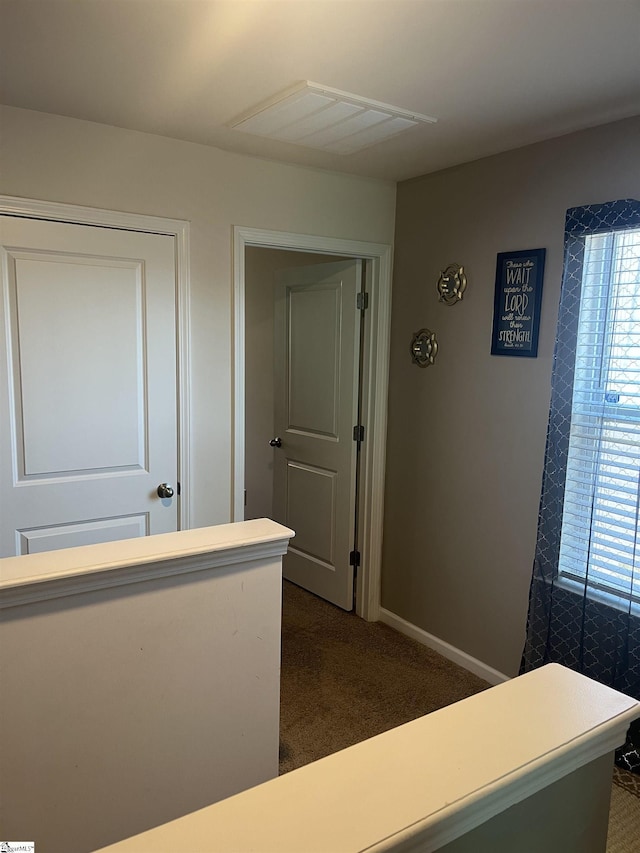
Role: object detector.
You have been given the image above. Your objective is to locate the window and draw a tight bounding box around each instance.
[522,200,640,690]
[558,226,640,603]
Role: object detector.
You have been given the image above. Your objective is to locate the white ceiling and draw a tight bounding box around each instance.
[1,0,639,182]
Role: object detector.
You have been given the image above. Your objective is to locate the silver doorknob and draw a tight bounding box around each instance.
[269,437,282,448]
[157,483,174,498]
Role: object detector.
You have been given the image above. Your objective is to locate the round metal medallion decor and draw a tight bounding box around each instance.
[410,328,438,367]
[437,264,467,305]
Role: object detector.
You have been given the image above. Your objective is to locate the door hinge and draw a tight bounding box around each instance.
[356,292,369,311]
[353,425,364,443]
[349,549,361,567]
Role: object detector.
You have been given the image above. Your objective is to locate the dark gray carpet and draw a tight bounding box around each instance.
[279,580,490,774]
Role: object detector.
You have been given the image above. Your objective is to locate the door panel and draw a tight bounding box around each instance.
[273,260,361,610]
[285,461,336,567]
[288,286,340,436]
[0,216,178,556]
[10,253,146,475]
[17,514,148,554]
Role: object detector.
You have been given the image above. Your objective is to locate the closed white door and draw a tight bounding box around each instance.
[0,216,179,556]
[273,260,362,610]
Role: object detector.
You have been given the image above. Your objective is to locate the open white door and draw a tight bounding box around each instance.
[0,216,179,556]
[272,260,362,610]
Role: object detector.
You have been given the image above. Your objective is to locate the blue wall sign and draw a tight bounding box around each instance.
[491,248,546,357]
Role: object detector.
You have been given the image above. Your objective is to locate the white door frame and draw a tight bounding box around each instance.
[233,226,392,620]
[0,194,192,530]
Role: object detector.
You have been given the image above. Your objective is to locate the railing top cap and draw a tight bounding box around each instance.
[0,518,294,604]
[96,663,639,853]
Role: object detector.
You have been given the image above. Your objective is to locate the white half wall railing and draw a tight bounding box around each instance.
[97,664,639,853]
[0,519,294,853]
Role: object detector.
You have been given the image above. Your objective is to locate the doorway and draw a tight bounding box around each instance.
[245,250,359,609]
[233,227,392,621]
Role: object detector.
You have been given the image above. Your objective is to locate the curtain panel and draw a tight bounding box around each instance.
[521,199,640,772]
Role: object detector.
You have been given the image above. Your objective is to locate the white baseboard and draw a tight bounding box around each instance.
[379,608,510,686]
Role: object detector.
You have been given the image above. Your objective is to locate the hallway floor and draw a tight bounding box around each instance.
[279,580,640,851]
[279,579,489,774]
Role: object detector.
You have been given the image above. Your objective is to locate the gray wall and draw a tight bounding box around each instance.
[382,115,640,677]
[0,106,396,529]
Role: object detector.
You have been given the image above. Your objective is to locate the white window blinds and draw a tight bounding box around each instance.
[558,227,640,602]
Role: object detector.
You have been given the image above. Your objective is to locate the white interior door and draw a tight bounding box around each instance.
[0,216,179,556]
[272,260,362,610]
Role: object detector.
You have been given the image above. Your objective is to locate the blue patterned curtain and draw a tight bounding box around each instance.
[521,199,640,773]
